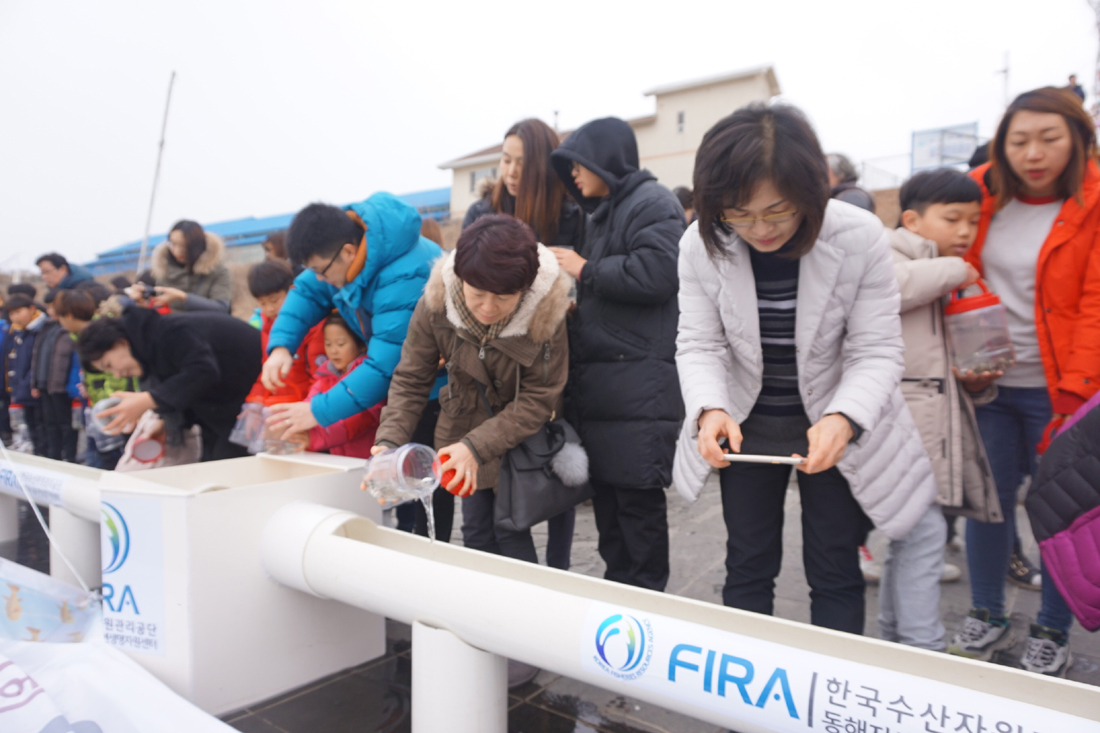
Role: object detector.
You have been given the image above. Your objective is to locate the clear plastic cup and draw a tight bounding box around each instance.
[362,443,441,505]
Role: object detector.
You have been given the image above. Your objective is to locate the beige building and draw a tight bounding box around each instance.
[439,66,781,222]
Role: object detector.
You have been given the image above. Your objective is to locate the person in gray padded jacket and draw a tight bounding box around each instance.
[673,103,935,636]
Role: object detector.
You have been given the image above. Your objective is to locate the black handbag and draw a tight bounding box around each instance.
[474,383,592,533]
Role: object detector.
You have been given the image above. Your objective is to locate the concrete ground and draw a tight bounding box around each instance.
[3,471,1097,732]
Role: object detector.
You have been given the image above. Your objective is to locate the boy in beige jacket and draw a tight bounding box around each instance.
[884,168,1002,651]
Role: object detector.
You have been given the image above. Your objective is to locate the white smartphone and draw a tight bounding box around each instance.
[721,454,805,466]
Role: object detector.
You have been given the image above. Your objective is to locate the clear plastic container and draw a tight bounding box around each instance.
[259,406,306,455]
[85,398,127,452]
[944,281,1016,374]
[362,443,441,505]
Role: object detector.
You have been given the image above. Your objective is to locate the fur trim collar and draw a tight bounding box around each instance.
[424,243,571,344]
[151,231,227,279]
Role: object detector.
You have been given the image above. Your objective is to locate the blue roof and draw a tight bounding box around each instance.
[86,187,451,275]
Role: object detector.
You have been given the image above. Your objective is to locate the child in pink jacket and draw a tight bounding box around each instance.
[306,313,384,458]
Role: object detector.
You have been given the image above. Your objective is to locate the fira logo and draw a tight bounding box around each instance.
[593,614,653,681]
[669,645,799,719]
[101,502,130,574]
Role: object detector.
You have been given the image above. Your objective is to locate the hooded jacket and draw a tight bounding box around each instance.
[245,312,325,405]
[151,231,233,312]
[59,263,94,290]
[890,227,1001,522]
[966,161,1100,413]
[306,354,384,458]
[674,203,937,540]
[119,307,262,441]
[3,311,47,404]
[267,192,445,427]
[375,244,571,490]
[1025,394,1100,630]
[549,117,686,490]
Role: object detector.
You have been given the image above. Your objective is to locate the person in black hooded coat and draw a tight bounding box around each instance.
[550,117,685,591]
[77,306,262,461]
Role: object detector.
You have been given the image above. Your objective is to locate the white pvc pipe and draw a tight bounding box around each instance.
[262,501,1100,732]
[411,621,506,733]
[0,494,18,544]
[0,454,101,521]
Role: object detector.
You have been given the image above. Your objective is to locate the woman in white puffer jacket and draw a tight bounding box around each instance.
[674,103,935,635]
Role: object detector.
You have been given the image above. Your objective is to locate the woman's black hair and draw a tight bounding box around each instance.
[694,103,830,260]
[247,260,296,299]
[169,220,208,271]
[899,169,982,215]
[323,311,366,350]
[453,214,539,294]
[77,317,129,372]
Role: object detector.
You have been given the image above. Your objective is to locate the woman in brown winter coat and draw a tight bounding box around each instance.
[374,214,572,563]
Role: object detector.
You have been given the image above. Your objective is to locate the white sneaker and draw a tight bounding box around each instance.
[1020,624,1072,677]
[941,563,961,583]
[947,608,1012,660]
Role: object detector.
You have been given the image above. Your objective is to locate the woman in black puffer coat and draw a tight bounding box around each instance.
[550,117,685,591]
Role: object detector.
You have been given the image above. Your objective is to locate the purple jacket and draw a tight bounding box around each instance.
[1025,394,1100,630]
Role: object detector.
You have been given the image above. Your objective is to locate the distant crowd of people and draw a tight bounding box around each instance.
[4,81,1099,684]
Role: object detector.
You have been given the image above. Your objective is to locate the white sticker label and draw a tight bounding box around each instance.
[0,465,64,506]
[581,600,1095,732]
[100,497,166,656]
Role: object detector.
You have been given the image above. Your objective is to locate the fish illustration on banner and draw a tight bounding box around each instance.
[0,559,98,643]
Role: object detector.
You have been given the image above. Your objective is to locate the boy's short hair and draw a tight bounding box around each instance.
[44,288,60,304]
[673,186,693,210]
[3,294,34,313]
[899,168,983,215]
[35,253,69,270]
[286,203,364,266]
[7,283,36,299]
[248,260,296,298]
[77,317,128,372]
[54,290,97,321]
[110,275,132,291]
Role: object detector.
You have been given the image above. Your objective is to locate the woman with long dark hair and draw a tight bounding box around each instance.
[948,88,1100,675]
[463,118,584,569]
[144,219,232,312]
[674,103,936,634]
[463,118,583,251]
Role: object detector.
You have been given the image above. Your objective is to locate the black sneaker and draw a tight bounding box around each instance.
[1020,624,1072,677]
[947,608,1011,660]
[1008,546,1042,590]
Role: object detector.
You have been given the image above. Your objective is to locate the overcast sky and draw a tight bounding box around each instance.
[1,0,1095,272]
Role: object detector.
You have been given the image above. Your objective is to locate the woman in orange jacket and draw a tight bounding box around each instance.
[948,88,1100,676]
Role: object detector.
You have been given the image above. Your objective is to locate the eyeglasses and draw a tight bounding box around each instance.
[719,210,799,229]
[311,245,347,278]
